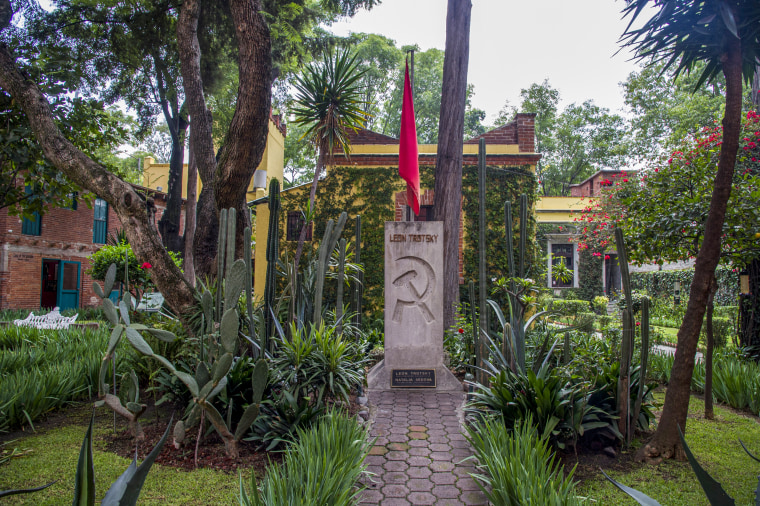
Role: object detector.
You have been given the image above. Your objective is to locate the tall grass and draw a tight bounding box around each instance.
[648,349,760,416]
[465,416,584,506]
[239,412,370,506]
[0,326,120,432]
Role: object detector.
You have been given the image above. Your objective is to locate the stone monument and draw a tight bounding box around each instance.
[367,221,461,391]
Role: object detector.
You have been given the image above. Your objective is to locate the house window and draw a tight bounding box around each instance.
[69,192,78,210]
[551,243,574,287]
[22,212,41,236]
[286,211,312,241]
[93,198,108,244]
[416,205,434,222]
[21,185,41,236]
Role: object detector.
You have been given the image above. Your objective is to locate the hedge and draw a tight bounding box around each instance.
[629,266,738,307]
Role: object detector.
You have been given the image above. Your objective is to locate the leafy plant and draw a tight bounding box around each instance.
[240,412,370,506]
[465,415,584,505]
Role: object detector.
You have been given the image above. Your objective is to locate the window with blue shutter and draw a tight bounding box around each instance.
[21,185,41,236]
[93,198,108,244]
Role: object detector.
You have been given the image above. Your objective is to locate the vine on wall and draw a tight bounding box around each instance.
[630,267,738,307]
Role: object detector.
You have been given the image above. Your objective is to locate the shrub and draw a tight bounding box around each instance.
[87,241,182,293]
[465,416,583,506]
[240,412,370,506]
[700,316,733,347]
[591,295,610,315]
[550,299,589,317]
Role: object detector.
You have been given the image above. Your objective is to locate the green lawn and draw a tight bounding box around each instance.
[576,393,760,505]
[0,409,241,505]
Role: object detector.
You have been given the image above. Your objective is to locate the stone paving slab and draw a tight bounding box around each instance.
[360,390,488,505]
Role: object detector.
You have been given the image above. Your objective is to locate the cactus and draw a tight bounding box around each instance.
[313,211,348,328]
[498,194,531,372]
[476,139,488,384]
[336,238,347,336]
[352,215,363,328]
[92,264,159,441]
[96,208,270,458]
[469,281,479,371]
[264,180,281,353]
[614,227,650,445]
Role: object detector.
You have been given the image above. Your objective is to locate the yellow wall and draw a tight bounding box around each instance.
[142,117,286,201]
[535,196,589,223]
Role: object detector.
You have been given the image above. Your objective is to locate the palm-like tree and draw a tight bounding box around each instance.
[619,0,760,461]
[290,49,369,268]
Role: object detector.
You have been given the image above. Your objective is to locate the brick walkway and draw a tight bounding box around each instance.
[359,390,488,505]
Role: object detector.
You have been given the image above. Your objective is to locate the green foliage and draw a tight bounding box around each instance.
[291,48,370,160]
[0,326,116,432]
[603,425,760,506]
[444,304,475,371]
[239,412,370,506]
[701,317,732,348]
[578,113,760,267]
[578,248,604,300]
[0,77,128,219]
[87,241,182,290]
[494,80,628,196]
[257,322,367,449]
[550,299,590,317]
[465,416,584,506]
[376,46,486,143]
[630,268,738,308]
[622,60,727,164]
[591,296,610,315]
[468,362,611,449]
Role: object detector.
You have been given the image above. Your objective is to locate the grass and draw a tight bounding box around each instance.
[0,410,240,504]
[575,392,760,505]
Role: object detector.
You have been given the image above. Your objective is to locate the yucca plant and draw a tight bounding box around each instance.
[290,48,369,269]
[465,415,584,505]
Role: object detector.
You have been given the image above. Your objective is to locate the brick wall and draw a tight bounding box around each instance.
[0,186,182,311]
[394,189,464,282]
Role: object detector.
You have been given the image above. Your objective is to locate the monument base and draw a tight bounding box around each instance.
[367,359,462,392]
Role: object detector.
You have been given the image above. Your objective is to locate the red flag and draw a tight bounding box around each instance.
[398,60,420,215]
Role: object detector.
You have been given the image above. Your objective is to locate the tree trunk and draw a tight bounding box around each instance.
[158,120,188,253]
[636,37,744,462]
[184,135,198,286]
[433,0,472,330]
[294,148,326,269]
[0,39,195,317]
[178,0,271,278]
[705,276,717,420]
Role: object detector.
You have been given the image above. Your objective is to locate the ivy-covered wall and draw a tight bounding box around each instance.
[461,165,539,293]
[630,266,738,307]
[278,165,538,317]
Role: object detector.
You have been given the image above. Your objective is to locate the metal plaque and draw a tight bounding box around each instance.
[391,369,437,388]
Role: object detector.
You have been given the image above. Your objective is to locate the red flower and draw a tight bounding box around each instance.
[458,328,464,334]
[604,254,610,260]
[636,322,641,327]
[622,178,628,182]
[140,262,152,269]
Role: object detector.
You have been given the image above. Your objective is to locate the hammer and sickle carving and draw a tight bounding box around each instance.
[391,256,436,323]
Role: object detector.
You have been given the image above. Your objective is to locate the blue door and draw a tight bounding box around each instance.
[57,261,80,310]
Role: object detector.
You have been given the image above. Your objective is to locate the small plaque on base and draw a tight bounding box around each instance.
[391,369,436,388]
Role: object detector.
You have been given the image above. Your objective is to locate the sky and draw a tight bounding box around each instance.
[328,0,645,123]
